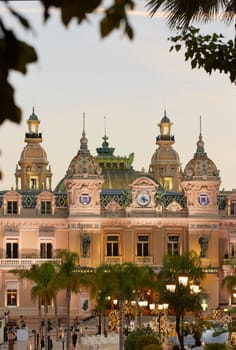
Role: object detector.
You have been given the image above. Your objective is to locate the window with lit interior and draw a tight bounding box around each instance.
[6,281,18,307]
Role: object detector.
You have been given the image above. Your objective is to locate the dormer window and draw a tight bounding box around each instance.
[36,192,55,216]
[2,191,21,216]
[41,201,51,215]
[7,201,17,215]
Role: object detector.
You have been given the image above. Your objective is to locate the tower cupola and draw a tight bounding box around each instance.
[15,108,52,191]
[156,110,175,146]
[149,110,182,191]
[181,117,221,216]
[64,113,104,215]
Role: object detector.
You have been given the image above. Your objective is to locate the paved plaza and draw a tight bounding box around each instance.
[3,338,119,350]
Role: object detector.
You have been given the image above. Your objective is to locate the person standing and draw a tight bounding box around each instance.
[7,329,15,350]
[40,336,45,350]
[48,335,53,350]
[72,332,78,349]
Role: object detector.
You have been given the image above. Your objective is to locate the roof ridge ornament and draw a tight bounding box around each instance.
[78,112,89,155]
[194,115,206,158]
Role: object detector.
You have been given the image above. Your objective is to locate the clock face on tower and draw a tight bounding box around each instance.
[198,193,210,207]
[79,193,91,206]
[136,190,150,207]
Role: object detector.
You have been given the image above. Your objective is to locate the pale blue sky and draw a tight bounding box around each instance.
[0,1,235,191]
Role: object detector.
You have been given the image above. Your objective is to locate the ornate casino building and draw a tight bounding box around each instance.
[0,109,234,323]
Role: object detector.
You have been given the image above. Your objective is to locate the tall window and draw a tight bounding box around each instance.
[230,242,236,257]
[41,201,51,215]
[7,201,17,214]
[7,290,17,306]
[167,235,179,256]
[230,201,236,215]
[137,235,149,257]
[6,241,18,258]
[30,176,38,190]
[6,281,18,307]
[107,235,119,256]
[40,242,52,258]
[163,177,173,191]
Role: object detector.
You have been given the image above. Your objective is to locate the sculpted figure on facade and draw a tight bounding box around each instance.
[81,233,91,258]
[199,235,209,258]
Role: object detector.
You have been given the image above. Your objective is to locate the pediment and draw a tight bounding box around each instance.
[106,200,122,212]
[3,191,21,201]
[129,176,158,190]
[166,200,183,212]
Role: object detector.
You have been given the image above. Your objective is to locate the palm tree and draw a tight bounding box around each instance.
[146,0,236,29]
[12,262,57,350]
[83,265,114,335]
[56,249,80,350]
[90,263,157,350]
[123,263,157,329]
[156,251,204,350]
[222,261,236,306]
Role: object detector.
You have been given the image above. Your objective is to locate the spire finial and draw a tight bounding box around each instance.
[79,112,89,154]
[83,112,85,133]
[194,115,206,158]
[104,116,106,137]
[32,106,35,114]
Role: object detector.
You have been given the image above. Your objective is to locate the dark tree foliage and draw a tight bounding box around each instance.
[169,26,236,84]
[0,0,135,126]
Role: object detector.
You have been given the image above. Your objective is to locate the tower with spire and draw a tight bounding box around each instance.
[149,110,182,191]
[181,116,221,216]
[15,108,52,191]
[64,113,104,215]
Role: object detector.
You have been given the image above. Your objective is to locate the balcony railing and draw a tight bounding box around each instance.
[0,258,60,269]
[156,135,175,142]
[135,256,153,265]
[104,256,122,264]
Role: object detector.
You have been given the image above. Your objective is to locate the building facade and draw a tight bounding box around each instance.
[0,109,234,324]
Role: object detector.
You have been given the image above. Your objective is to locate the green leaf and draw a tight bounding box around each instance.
[100,16,118,38]
[0,78,22,125]
[8,7,31,30]
[41,0,102,26]
[0,29,37,74]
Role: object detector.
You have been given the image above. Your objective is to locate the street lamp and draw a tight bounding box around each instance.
[137,300,148,329]
[165,272,200,350]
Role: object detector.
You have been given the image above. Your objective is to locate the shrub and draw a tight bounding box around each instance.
[143,344,162,350]
[124,331,160,350]
[136,335,160,350]
[125,329,145,350]
[205,343,228,350]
